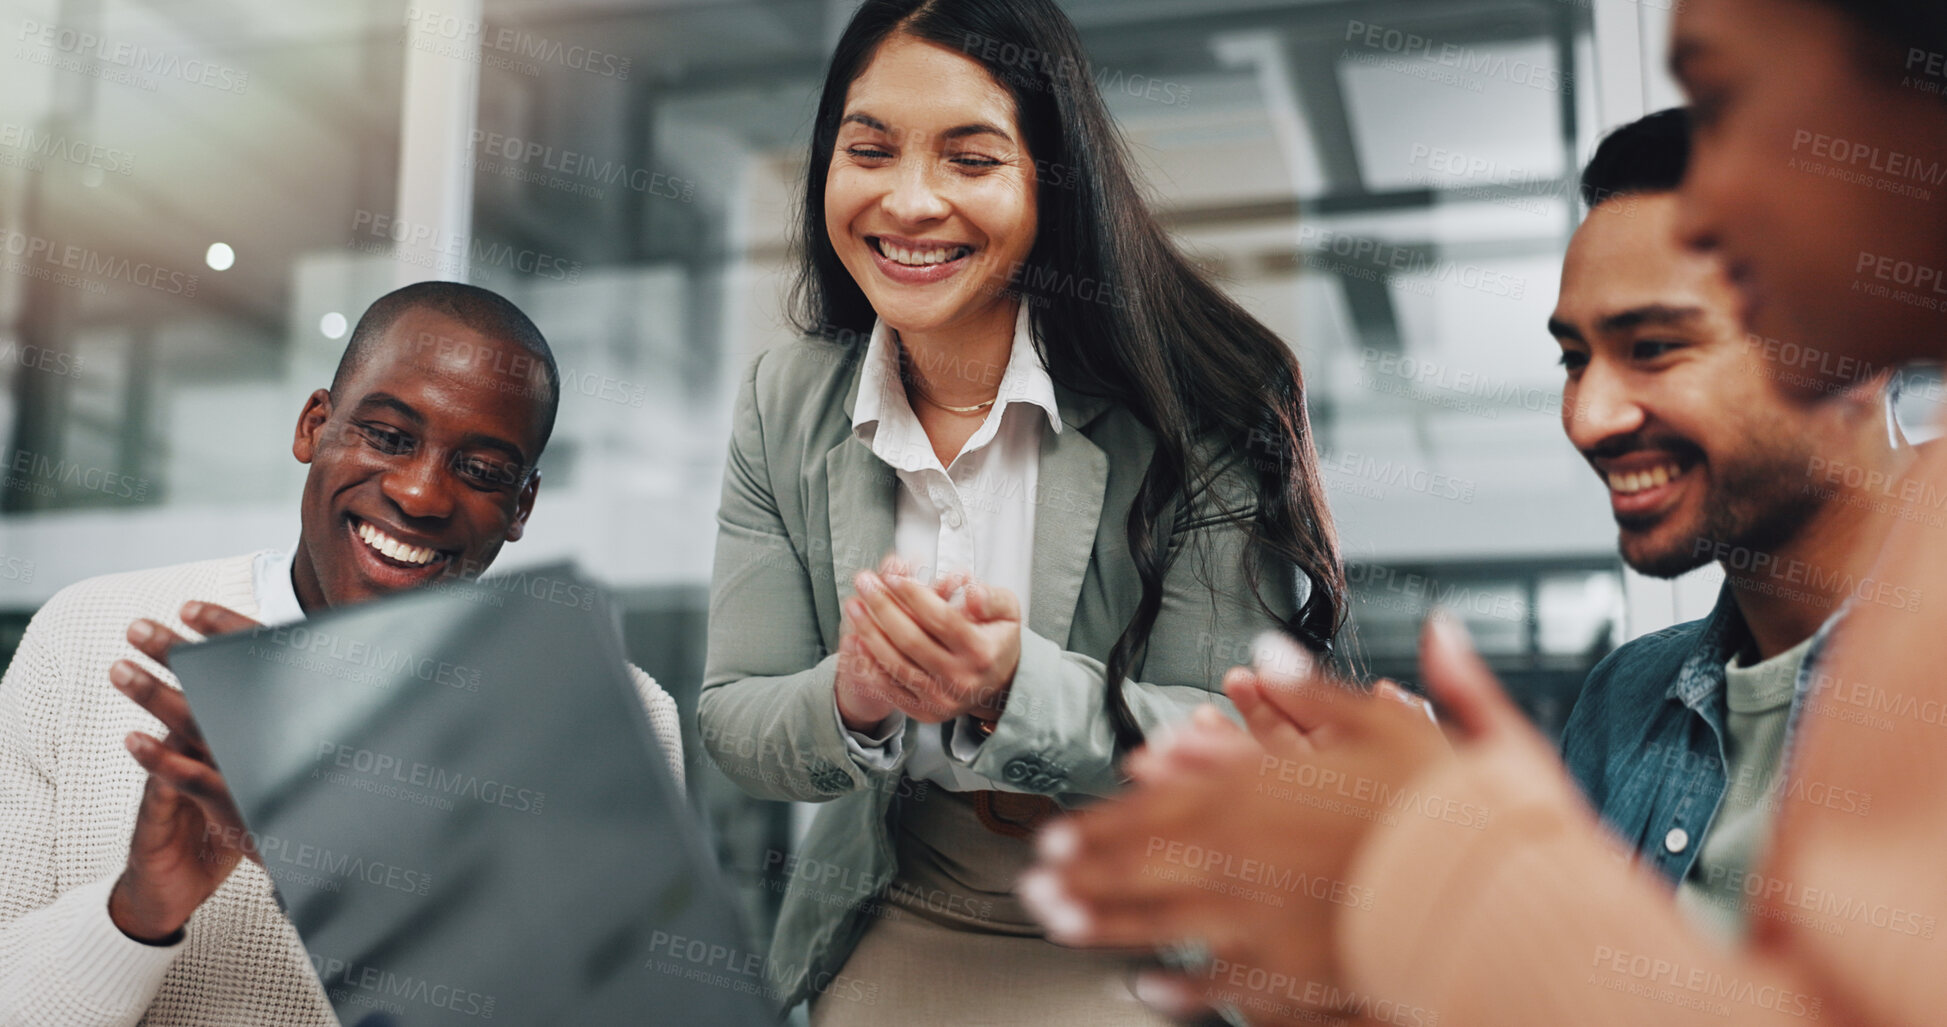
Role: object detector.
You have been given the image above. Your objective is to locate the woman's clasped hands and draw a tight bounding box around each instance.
[834,555,1024,732]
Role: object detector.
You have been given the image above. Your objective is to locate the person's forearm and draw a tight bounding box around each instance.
[0,631,176,1025]
[960,627,1237,798]
[0,876,181,1027]
[963,503,1295,797]
[1338,745,1838,1027]
[698,655,884,802]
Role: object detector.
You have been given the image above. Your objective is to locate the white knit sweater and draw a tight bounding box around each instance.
[0,553,685,1026]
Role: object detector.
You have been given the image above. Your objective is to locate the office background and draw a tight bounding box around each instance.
[4,0,1935,955]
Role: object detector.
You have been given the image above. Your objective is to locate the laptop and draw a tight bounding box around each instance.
[172,563,778,1025]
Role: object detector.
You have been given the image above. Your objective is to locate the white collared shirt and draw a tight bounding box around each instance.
[250,547,305,626]
[840,302,1060,791]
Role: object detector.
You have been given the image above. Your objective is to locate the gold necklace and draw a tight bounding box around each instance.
[918,392,996,414]
[898,343,998,413]
[910,382,997,414]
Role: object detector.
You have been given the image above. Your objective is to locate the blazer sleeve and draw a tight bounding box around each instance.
[963,462,1304,801]
[696,353,891,803]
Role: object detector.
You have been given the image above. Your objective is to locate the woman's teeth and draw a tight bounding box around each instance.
[356,521,440,566]
[876,240,971,267]
[1608,463,1682,495]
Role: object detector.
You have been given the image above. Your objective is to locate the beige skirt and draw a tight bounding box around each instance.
[808,906,1177,1026]
[807,785,1174,1027]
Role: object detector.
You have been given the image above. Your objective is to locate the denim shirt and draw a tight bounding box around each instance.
[1560,584,1841,887]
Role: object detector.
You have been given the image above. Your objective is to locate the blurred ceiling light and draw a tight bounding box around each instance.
[205,242,236,271]
[320,312,349,340]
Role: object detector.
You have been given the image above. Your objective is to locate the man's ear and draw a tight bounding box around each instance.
[504,468,541,542]
[293,389,333,464]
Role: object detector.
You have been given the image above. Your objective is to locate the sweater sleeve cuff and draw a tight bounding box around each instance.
[49,875,183,1016]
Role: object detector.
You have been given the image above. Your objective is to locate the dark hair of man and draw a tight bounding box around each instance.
[792,0,1346,751]
[1580,107,1691,210]
[330,280,561,450]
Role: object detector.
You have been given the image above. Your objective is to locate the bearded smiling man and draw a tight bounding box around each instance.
[0,281,683,1026]
[1550,108,1911,942]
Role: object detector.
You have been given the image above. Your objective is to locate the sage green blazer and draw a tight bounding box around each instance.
[697,336,1303,1010]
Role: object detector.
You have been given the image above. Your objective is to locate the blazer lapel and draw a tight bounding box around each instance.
[826,441,897,614]
[1029,385,1111,646]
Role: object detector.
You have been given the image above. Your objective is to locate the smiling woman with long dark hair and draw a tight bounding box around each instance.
[697,0,1344,1020]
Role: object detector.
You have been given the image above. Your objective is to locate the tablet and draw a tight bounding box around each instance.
[172,563,778,1025]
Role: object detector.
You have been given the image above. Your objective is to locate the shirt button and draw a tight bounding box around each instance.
[944,508,964,529]
[1663,827,1690,854]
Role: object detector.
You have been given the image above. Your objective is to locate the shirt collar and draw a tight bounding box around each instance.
[1669,582,1844,720]
[1668,587,1751,712]
[252,547,306,627]
[851,302,1063,447]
